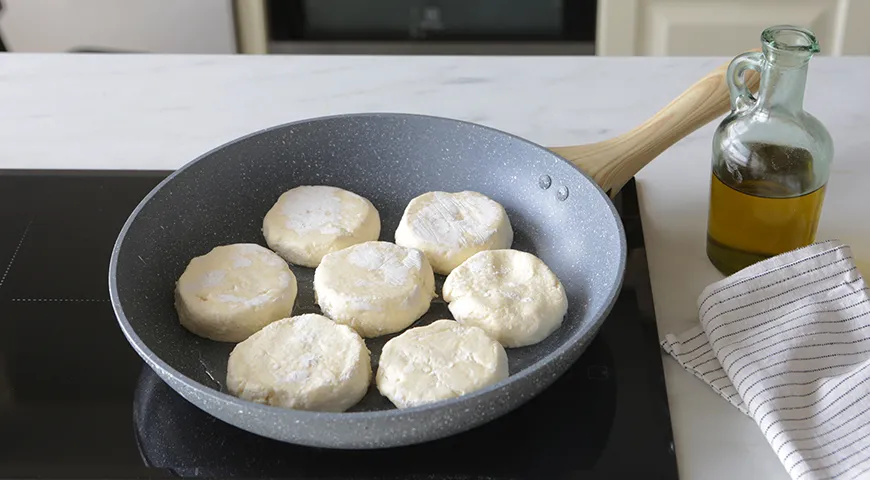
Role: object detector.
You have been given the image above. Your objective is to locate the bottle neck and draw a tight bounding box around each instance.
[756,54,809,113]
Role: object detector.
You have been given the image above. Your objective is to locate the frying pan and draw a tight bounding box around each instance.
[110,55,758,449]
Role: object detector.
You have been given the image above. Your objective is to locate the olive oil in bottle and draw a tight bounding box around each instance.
[706,26,833,275]
[706,144,826,275]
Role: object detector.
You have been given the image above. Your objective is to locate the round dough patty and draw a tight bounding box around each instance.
[175,243,297,342]
[394,191,513,275]
[377,319,509,409]
[226,314,371,412]
[442,249,568,348]
[314,241,435,338]
[263,185,380,268]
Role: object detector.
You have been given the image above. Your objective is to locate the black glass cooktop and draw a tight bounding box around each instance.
[0,170,677,479]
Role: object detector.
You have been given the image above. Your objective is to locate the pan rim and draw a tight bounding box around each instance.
[108,112,627,425]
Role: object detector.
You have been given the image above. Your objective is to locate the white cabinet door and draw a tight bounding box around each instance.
[0,0,236,53]
[597,0,870,56]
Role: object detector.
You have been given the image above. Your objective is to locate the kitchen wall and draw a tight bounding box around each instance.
[0,0,236,53]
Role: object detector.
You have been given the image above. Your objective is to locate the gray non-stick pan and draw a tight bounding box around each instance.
[109,56,755,449]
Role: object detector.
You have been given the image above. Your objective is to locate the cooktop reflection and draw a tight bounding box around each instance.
[0,170,677,479]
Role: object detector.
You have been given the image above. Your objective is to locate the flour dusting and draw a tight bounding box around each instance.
[346,243,417,287]
[216,293,273,307]
[284,370,310,383]
[201,270,226,288]
[233,256,253,268]
[408,191,501,247]
[279,186,349,235]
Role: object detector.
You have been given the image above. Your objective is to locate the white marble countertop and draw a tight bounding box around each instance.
[2,53,869,479]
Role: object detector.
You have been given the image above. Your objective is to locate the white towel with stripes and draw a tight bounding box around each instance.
[662,240,870,480]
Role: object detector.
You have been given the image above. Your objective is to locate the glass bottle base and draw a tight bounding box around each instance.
[706,235,775,276]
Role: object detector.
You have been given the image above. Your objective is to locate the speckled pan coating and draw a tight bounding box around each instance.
[109,113,626,449]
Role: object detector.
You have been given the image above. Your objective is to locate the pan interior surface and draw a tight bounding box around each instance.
[112,113,624,421]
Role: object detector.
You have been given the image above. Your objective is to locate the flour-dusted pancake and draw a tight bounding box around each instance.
[226,314,371,412]
[376,319,509,409]
[263,185,380,268]
[394,191,513,275]
[174,243,297,342]
[442,249,568,348]
[313,241,435,338]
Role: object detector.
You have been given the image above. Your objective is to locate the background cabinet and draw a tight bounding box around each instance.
[3,0,868,56]
[597,0,870,56]
[0,0,236,53]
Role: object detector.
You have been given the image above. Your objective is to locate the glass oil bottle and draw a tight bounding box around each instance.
[706,25,834,275]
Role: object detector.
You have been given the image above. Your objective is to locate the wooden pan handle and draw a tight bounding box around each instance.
[548,50,761,197]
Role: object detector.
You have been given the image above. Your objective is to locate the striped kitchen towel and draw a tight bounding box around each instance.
[662,240,870,480]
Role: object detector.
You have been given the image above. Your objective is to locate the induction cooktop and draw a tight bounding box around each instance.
[0,170,678,479]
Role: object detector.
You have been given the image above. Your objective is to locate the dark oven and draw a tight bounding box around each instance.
[266,0,597,55]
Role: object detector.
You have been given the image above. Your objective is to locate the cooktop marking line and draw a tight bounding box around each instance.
[10,298,109,303]
[0,218,33,293]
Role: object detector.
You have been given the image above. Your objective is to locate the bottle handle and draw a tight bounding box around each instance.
[727,50,765,112]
